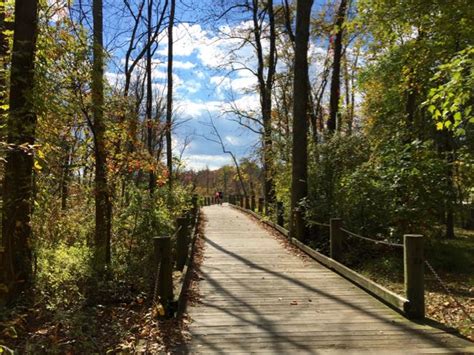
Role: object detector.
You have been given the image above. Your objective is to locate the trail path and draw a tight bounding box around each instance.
[179,205,473,354]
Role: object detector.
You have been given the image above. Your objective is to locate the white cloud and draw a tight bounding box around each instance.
[183,154,231,171]
[151,69,183,88]
[179,80,202,94]
[175,99,222,119]
[156,60,196,70]
[156,22,260,71]
[174,61,196,69]
[152,83,166,93]
[225,135,242,146]
[210,70,257,96]
[105,72,125,87]
[223,93,260,113]
[157,23,211,57]
[152,69,167,79]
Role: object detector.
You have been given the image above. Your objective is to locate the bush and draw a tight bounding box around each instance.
[36,243,92,310]
[307,134,448,242]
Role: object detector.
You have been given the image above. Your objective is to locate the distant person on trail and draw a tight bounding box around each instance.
[215,191,221,205]
[218,191,223,205]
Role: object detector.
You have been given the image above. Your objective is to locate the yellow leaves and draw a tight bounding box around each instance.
[33,159,42,171]
[37,149,45,160]
[436,122,444,130]
[0,344,15,355]
[151,302,165,318]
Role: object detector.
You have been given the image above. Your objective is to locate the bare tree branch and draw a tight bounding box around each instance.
[201,115,248,197]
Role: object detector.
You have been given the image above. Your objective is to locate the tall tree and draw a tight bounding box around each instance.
[252,0,277,211]
[290,0,313,241]
[0,0,8,122]
[146,0,155,194]
[327,0,348,133]
[1,0,39,299]
[165,0,175,192]
[92,0,111,270]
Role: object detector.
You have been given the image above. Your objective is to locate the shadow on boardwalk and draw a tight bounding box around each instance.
[177,206,473,354]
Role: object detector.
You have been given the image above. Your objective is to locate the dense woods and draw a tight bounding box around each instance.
[0,0,472,351]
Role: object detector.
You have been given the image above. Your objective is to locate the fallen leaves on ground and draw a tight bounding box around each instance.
[0,215,207,353]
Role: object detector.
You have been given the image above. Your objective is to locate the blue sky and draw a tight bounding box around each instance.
[95,1,264,170]
[65,0,334,170]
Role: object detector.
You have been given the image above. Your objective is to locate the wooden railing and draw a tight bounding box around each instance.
[152,194,200,318]
[225,199,425,320]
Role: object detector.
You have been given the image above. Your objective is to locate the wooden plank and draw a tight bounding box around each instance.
[178,205,472,353]
[175,210,200,315]
[231,202,409,314]
[291,238,409,312]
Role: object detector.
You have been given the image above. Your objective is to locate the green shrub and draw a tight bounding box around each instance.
[36,243,92,310]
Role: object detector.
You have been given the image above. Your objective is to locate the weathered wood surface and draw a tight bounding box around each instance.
[178,205,473,354]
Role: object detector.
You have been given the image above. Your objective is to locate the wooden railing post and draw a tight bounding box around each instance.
[240,195,244,208]
[264,201,271,217]
[251,195,256,211]
[404,234,424,319]
[258,197,264,214]
[330,218,343,261]
[176,217,189,271]
[192,194,198,218]
[277,201,284,226]
[153,236,173,313]
[185,209,193,229]
[245,196,250,209]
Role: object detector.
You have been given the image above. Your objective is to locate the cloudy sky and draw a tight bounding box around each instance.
[96,1,262,171]
[97,0,331,171]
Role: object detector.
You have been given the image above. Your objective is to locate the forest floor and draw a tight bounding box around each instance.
[356,227,474,341]
[0,220,207,354]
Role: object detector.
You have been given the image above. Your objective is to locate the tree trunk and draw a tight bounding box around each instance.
[444,131,455,239]
[146,0,155,194]
[60,146,71,210]
[165,0,175,193]
[0,1,8,122]
[343,52,350,133]
[252,0,277,211]
[92,0,111,270]
[327,0,347,133]
[1,0,39,300]
[348,48,359,134]
[290,0,313,241]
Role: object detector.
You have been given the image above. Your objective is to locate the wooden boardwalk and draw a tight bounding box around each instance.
[179,205,473,354]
